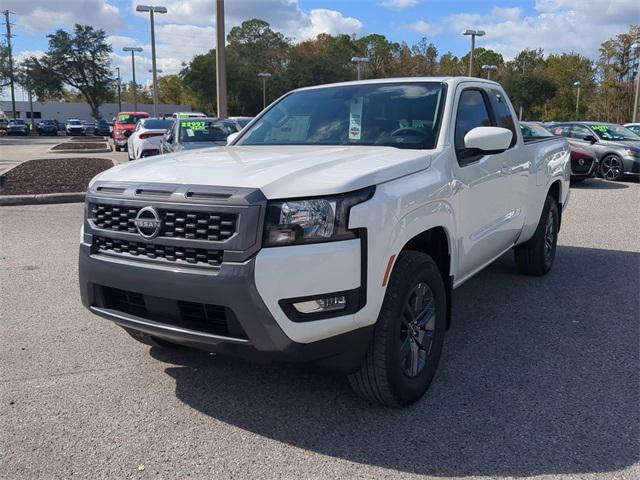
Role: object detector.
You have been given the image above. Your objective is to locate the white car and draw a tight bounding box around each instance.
[172,111,206,119]
[126,118,174,160]
[81,77,570,406]
[66,119,86,136]
[623,123,640,135]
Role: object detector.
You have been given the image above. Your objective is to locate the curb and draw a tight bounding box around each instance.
[0,192,85,206]
[50,149,111,154]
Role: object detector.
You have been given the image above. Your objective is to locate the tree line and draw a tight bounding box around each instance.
[1,20,637,123]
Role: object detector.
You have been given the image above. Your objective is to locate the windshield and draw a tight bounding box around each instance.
[520,123,553,138]
[591,124,640,141]
[10,120,25,125]
[239,82,446,149]
[143,119,173,130]
[117,114,147,125]
[68,120,81,125]
[178,120,237,143]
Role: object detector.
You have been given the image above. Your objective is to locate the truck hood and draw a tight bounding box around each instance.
[92,145,432,198]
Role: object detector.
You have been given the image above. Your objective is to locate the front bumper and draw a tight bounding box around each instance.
[114,138,128,146]
[79,245,371,372]
[622,157,640,175]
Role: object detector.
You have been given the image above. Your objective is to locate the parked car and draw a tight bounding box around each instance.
[228,116,253,129]
[520,122,598,181]
[172,111,206,119]
[127,118,174,160]
[112,112,150,151]
[36,119,58,136]
[66,119,86,136]
[549,122,640,181]
[81,77,570,406]
[623,123,640,135]
[83,120,96,135]
[7,119,28,136]
[93,119,111,136]
[159,117,238,154]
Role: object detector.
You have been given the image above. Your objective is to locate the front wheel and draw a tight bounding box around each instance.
[600,154,624,181]
[514,195,559,276]
[348,251,447,406]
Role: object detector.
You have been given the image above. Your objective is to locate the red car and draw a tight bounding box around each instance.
[112,112,149,151]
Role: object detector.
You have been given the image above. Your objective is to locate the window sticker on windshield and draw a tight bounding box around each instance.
[186,128,195,137]
[183,121,206,130]
[349,97,363,140]
[118,114,130,121]
[592,125,608,132]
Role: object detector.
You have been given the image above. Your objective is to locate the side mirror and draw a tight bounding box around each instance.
[583,135,597,143]
[227,132,240,145]
[463,126,512,154]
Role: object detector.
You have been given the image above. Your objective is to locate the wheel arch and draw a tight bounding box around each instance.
[399,226,453,329]
[548,180,562,231]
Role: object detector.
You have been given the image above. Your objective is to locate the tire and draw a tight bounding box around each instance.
[514,195,559,276]
[600,154,624,181]
[114,145,121,152]
[348,251,447,406]
[123,327,184,349]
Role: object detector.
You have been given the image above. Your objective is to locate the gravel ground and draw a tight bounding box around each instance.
[0,178,638,479]
[51,142,109,151]
[0,157,114,195]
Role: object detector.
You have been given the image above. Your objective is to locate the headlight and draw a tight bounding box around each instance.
[263,188,374,246]
[624,149,640,158]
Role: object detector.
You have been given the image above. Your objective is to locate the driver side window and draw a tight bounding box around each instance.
[570,125,591,139]
[455,89,493,165]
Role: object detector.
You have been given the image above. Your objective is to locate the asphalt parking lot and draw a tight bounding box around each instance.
[1,179,638,479]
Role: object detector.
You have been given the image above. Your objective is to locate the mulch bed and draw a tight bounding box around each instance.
[0,158,114,195]
[51,142,108,151]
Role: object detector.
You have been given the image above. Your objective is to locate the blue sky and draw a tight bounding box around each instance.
[3,0,637,97]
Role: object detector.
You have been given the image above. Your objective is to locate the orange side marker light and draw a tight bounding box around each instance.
[382,255,396,287]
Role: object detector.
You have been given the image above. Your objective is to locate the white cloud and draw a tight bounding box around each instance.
[298,9,363,40]
[380,0,419,9]
[4,0,122,32]
[428,0,636,59]
[408,20,440,36]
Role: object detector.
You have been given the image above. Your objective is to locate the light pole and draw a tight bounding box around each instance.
[351,57,369,80]
[257,72,271,110]
[149,69,163,113]
[573,81,581,119]
[136,5,167,118]
[463,29,485,77]
[123,46,143,111]
[115,67,122,112]
[632,40,639,123]
[482,64,497,80]
[215,0,227,118]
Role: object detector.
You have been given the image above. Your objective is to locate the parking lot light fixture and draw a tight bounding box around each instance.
[351,57,370,80]
[463,29,485,77]
[257,72,271,110]
[123,47,143,112]
[136,5,167,118]
[482,64,497,80]
[573,81,581,119]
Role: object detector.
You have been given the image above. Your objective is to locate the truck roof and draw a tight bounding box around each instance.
[295,76,500,92]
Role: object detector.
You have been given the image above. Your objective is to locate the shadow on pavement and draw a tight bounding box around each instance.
[153,245,639,477]
[571,179,629,190]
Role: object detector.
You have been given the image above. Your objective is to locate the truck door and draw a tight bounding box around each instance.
[451,86,521,281]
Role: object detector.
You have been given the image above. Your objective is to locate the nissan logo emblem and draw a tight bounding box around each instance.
[134,206,162,239]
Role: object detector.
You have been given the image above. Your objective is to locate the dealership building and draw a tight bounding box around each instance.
[0,101,192,123]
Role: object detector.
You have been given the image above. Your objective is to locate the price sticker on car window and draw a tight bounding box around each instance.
[592,125,608,132]
[182,121,206,131]
[186,128,195,137]
[349,97,363,140]
[118,114,130,121]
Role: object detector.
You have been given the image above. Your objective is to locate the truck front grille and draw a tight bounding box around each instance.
[91,203,237,241]
[93,235,223,266]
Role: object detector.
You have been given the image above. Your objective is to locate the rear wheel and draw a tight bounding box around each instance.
[348,251,446,406]
[600,154,624,181]
[514,195,559,276]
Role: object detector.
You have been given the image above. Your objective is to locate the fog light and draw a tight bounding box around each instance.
[293,296,347,314]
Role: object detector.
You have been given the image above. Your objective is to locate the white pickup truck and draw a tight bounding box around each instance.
[80,77,570,406]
